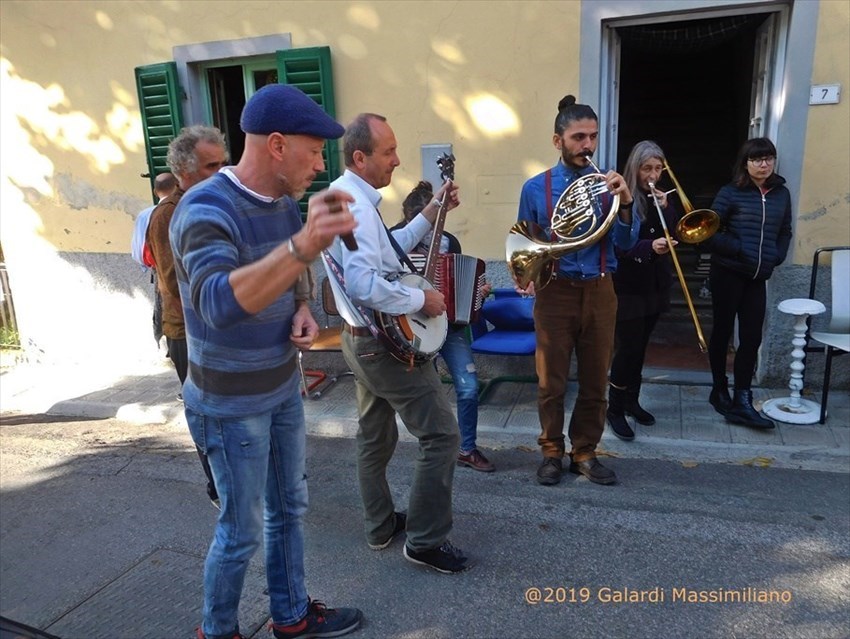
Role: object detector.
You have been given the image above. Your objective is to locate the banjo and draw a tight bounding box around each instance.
[375,154,455,367]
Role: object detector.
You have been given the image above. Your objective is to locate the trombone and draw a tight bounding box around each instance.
[664,161,720,244]
[648,161,719,353]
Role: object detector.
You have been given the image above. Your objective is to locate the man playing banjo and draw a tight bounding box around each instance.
[322,113,469,574]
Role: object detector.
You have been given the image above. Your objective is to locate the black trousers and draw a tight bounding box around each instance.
[708,263,766,391]
[166,337,188,384]
[609,312,660,391]
[167,336,217,501]
[152,282,164,344]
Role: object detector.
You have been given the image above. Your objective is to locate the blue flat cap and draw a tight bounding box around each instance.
[240,84,344,139]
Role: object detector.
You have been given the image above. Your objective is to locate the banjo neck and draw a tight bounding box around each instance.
[422,153,455,282]
[423,191,450,281]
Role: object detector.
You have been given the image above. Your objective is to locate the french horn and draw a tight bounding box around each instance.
[507,156,620,290]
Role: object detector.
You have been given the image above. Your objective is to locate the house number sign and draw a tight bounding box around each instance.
[809,84,841,105]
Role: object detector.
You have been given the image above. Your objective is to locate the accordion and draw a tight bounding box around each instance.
[409,253,486,325]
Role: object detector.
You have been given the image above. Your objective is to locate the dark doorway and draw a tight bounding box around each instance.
[206,65,279,165]
[614,14,771,372]
[207,65,247,163]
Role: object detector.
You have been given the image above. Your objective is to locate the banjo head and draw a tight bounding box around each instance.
[397,274,448,356]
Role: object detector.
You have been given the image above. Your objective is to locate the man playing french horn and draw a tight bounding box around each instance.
[514,94,638,487]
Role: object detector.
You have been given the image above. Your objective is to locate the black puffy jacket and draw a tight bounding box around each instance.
[703,174,792,280]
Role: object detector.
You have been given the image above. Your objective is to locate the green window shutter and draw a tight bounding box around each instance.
[276,47,340,216]
[135,62,184,201]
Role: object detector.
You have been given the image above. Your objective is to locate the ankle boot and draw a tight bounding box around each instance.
[709,377,733,416]
[624,388,655,425]
[726,389,775,430]
[606,385,635,441]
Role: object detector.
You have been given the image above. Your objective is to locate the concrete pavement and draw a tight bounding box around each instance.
[1,354,848,473]
[1,354,849,639]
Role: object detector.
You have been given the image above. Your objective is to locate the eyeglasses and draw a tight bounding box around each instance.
[748,157,775,166]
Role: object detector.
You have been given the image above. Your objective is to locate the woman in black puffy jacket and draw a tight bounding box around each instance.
[704,137,792,429]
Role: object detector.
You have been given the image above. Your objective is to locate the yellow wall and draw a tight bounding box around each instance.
[2,0,849,367]
[1,0,581,262]
[5,1,847,263]
[796,0,850,263]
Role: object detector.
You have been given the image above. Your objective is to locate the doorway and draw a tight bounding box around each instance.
[612,13,773,373]
[204,62,278,164]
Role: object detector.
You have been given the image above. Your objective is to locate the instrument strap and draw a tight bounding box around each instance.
[381,219,421,275]
[547,167,607,276]
[321,249,384,340]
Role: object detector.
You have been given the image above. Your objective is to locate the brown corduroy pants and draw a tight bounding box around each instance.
[533,276,617,462]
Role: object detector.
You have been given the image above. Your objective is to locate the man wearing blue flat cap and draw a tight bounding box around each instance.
[171,83,362,639]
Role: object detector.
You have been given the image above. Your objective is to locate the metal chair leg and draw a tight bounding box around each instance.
[820,346,833,424]
[310,370,354,399]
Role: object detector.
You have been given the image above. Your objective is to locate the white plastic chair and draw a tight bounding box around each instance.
[804,246,850,423]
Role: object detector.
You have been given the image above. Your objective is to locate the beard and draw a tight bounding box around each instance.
[275,172,312,200]
[562,148,591,170]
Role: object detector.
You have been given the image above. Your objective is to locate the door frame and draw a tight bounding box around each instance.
[173,34,292,126]
[580,0,818,262]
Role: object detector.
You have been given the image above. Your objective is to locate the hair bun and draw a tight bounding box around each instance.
[413,180,433,195]
[558,95,577,111]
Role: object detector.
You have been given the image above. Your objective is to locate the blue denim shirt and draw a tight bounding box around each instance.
[517,160,639,280]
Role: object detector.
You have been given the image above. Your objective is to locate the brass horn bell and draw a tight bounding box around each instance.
[664,160,720,244]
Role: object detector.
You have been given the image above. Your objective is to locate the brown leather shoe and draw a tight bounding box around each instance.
[457,449,495,472]
[536,457,563,485]
[569,457,617,485]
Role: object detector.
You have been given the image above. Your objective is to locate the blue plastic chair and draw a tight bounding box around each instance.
[470,288,538,402]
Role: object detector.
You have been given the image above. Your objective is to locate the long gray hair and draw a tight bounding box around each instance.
[621,140,666,222]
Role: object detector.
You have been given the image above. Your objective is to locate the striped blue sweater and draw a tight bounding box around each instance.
[169,173,302,417]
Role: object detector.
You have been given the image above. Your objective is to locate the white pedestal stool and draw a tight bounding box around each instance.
[763,298,827,424]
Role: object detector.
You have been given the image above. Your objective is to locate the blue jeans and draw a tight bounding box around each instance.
[440,328,480,453]
[185,382,309,639]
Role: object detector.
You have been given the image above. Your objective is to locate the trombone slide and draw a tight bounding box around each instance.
[648,181,708,353]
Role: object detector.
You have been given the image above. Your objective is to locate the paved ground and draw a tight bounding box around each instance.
[1,354,848,473]
[1,354,848,639]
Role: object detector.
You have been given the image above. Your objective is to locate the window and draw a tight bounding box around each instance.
[136,44,340,214]
[203,59,278,164]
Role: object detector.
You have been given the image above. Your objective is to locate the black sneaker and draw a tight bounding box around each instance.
[403,541,469,574]
[271,599,362,639]
[368,511,406,550]
[536,457,563,486]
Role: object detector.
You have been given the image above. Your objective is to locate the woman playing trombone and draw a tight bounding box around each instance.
[607,141,681,441]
